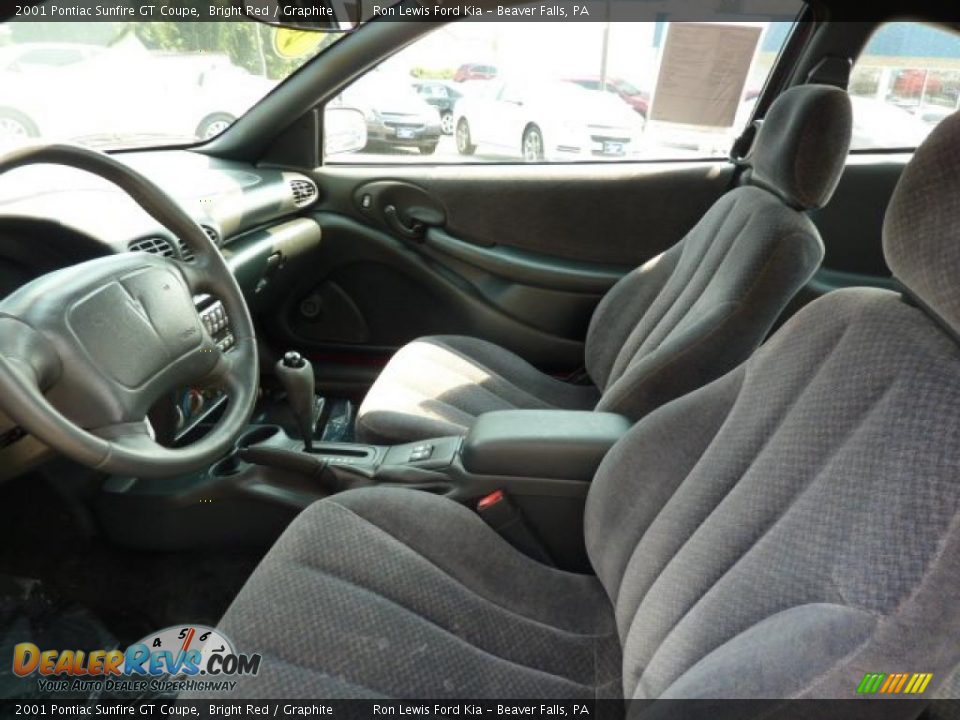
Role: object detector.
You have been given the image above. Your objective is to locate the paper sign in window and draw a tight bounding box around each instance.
[650,22,762,127]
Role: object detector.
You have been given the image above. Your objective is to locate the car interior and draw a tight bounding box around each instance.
[1,0,959,706]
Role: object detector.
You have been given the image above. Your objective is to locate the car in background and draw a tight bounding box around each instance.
[566,75,651,119]
[453,63,498,82]
[892,67,943,98]
[412,80,464,135]
[337,73,442,154]
[150,53,279,140]
[0,42,276,144]
[0,42,103,72]
[453,79,643,161]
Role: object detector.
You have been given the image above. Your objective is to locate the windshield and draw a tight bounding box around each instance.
[0,21,343,150]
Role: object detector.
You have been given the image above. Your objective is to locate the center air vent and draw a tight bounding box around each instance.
[201,224,219,246]
[129,226,218,263]
[177,239,195,263]
[178,225,219,262]
[290,178,318,208]
[128,236,175,257]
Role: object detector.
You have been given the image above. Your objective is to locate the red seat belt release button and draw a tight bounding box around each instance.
[477,489,505,512]
[475,489,555,567]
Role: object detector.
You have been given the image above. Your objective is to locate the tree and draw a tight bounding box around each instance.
[130,19,337,80]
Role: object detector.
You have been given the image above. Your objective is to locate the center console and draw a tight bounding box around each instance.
[97,351,631,571]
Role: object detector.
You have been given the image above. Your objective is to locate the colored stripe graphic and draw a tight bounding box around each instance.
[857,672,933,694]
[857,673,886,694]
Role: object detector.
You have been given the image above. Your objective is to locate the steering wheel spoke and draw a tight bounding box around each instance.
[176,256,212,295]
[93,419,161,453]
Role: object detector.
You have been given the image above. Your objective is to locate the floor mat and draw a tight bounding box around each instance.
[0,470,266,700]
[0,575,129,699]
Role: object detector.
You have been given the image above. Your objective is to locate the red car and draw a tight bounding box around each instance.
[453,63,498,82]
[893,68,943,98]
[567,76,651,118]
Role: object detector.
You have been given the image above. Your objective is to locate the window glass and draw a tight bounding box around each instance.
[0,21,345,150]
[325,16,800,164]
[18,48,86,68]
[850,22,960,150]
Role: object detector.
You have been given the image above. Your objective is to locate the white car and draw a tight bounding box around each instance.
[453,79,643,161]
[0,42,277,145]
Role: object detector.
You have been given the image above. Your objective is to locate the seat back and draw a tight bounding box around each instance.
[584,109,960,699]
[585,85,852,422]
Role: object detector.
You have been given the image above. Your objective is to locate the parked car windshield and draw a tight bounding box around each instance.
[0,21,343,150]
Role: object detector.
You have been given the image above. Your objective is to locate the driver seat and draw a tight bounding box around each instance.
[192,111,960,699]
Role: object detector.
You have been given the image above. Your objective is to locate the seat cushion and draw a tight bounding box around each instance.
[356,335,600,444]
[188,487,621,699]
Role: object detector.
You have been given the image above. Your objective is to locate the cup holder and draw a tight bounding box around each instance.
[237,425,281,450]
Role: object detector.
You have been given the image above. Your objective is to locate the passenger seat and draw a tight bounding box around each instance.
[356,84,854,444]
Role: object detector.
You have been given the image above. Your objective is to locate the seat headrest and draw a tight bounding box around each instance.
[747,84,853,211]
[883,111,960,337]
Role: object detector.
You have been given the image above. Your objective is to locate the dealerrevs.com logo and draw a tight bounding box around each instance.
[12,625,261,694]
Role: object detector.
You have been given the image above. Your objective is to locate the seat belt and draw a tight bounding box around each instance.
[476,490,556,567]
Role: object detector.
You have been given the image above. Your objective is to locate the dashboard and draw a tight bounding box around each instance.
[0,149,320,260]
[0,148,324,442]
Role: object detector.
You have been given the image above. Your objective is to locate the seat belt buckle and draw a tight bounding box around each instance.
[476,490,555,567]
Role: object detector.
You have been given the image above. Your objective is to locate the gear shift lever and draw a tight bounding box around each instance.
[275,351,316,452]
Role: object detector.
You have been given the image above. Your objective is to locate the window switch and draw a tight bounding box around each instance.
[408,443,434,462]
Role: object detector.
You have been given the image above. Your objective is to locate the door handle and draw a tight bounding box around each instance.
[384,204,426,241]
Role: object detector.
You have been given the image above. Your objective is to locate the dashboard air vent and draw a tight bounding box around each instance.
[177,239,195,263]
[128,236,175,258]
[201,224,219,246]
[178,225,218,262]
[290,178,318,208]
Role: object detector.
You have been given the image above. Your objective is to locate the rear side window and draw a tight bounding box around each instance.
[324,15,801,165]
[850,22,960,151]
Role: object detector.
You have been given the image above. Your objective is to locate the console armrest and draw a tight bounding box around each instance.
[461,410,631,482]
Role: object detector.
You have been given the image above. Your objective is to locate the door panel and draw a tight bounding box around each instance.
[775,154,906,331]
[811,154,907,279]
[264,161,736,395]
[807,154,906,296]
[320,161,734,264]
[423,228,626,293]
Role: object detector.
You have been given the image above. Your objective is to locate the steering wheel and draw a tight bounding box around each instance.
[0,144,259,478]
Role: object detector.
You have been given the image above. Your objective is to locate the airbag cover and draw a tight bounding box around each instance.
[68,267,201,388]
